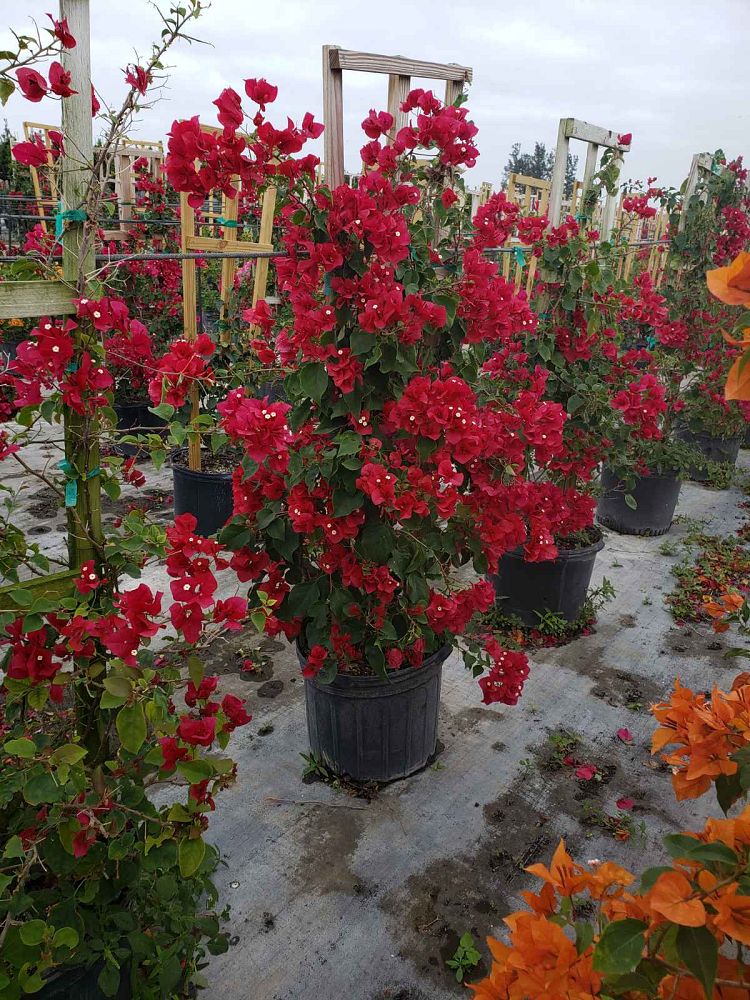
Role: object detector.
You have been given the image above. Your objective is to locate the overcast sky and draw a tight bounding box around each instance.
[1,0,748,190]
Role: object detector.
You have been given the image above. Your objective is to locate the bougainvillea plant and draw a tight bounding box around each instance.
[153,81,593,705]
[0,6,261,998]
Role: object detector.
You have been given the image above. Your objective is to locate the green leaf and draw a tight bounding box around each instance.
[336,432,362,457]
[176,759,214,783]
[567,394,584,415]
[23,772,61,806]
[3,835,24,859]
[103,676,133,699]
[151,402,175,420]
[350,329,376,355]
[19,919,47,946]
[676,925,717,999]
[116,703,147,754]
[663,834,737,865]
[98,963,120,998]
[187,654,204,686]
[575,921,594,954]
[0,79,15,106]
[284,580,320,617]
[3,737,36,758]
[593,919,647,975]
[624,494,637,510]
[52,926,79,950]
[178,836,206,878]
[298,362,329,402]
[49,744,87,766]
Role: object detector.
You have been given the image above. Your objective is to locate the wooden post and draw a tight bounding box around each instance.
[387,74,411,136]
[323,45,344,188]
[60,0,101,569]
[548,119,570,226]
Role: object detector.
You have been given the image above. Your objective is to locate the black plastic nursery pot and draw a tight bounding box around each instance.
[488,533,604,628]
[113,400,165,458]
[172,460,233,537]
[37,964,130,999]
[300,644,450,782]
[597,467,681,537]
[674,425,743,483]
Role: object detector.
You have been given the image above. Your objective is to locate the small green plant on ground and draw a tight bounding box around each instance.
[547,729,581,768]
[580,799,646,844]
[657,539,679,556]
[446,932,481,982]
[487,580,615,650]
[700,459,736,490]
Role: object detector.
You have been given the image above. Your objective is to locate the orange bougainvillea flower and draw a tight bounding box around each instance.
[713,885,750,945]
[707,251,750,305]
[647,870,706,926]
[725,347,750,401]
[525,839,589,898]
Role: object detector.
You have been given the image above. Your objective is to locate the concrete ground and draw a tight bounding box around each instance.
[8,435,750,1000]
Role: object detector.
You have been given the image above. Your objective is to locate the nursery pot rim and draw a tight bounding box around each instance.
[170,450,234,482]
[502,533,604,565]
[298,641,451,692]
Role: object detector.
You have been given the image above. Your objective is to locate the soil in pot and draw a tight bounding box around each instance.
[488,526,604,628]
[597,467,681,536]
[171,447,240,537]
[113,399,165,458]
[674,425,743,483]
[299,644,450,782]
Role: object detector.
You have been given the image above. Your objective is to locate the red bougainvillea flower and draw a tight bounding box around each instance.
[125,65,150,96]
[244,78,278,108]
[221,693,252,731]
[159,736,189,772]
[707,251,750,306]
[11,137,50,167]
[49,61,77,98]
[575,764,598,781]
[616,797,634,811]
[177,716,217,747]
[91,85,100,116]
[617,727,634,744]
[16,68,48,102]
[47,13,77,48]
[74,559,107,595]
[617,132,632,146]
[302,644,328,679]
[361,109,394,139]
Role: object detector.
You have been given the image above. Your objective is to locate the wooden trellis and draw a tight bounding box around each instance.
[548,118,631,238]
[179,172,276,472]
[322,45,473,188]
[506,172,550,215]
[22,122,164,240]
[101,138,164,240]
[23,120,61,232]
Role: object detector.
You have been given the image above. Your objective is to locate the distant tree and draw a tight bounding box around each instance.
[502,140,579,199]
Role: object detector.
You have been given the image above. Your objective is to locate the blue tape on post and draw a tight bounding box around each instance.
[65,480,77,507]
[514,246,526,268]
[54,203,87,241]
[215,217,239,228]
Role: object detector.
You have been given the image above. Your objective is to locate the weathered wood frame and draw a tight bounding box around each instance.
[23,120,61,232]
[548,118,631,238]
[506,172,550,214]
[322,45,472,188]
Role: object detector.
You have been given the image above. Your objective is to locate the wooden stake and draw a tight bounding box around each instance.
[60,0,101,570]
